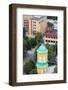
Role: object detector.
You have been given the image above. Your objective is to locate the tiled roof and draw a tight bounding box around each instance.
[32,16,40,20]
[45,29,57,38]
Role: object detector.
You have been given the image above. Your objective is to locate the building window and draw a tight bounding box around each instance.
[51,41,53,42]
[48,40,50,42]
[33,27,36,29]
[33,21,36,23]
[33,24,36,26]
[33,31,36,35]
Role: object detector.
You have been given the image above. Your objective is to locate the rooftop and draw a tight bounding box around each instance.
[37,44,48,53]
[45,30,57,38]
[32,16,46,21]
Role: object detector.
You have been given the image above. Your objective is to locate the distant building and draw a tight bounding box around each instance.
[43,29,57,45]
[43,19,57,45]
[23,15,47,37]
[32,17,40,35]
[47,19,58,30]
[40,16,48,34]
[23,15,32,37]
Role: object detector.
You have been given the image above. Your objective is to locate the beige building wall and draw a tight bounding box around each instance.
[28,19,32,36]
[23,16,48,36]
[23,15,32,36]
[23,15,32,20]
[40,18,48,34]
[36,21,40,32]
[32,17,48,35]
[32,20,36,32]
[32,20,40,33]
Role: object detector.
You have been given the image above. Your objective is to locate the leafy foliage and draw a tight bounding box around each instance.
[29,68,37,74]
[35,32,43,45]
[54,66,57,73]
[47,16,57,20]
[30,38,37,48]
[47,22,54,27]
[24,60,36,74]
[46,44,57,65]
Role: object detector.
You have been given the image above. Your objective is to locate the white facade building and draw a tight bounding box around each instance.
[43,36,57,45]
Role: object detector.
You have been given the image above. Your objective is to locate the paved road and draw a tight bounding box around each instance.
[23,49,35,65]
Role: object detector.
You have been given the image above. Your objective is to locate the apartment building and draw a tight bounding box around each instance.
[32,17,40,35]
[23,15,32,37]
[43,29,57,45]
[23,15,47,37]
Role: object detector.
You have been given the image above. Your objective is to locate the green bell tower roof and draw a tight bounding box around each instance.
[37,44,48,53]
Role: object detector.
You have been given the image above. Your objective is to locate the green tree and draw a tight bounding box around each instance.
[29,68,37,74]
[30,38,37,48]
[26,38,32,50]
[24,60,35,74]
[23,39,27,51]
[54,66,57,73]
[47,22,53,27]
[35,32,43,45]
[46,44,57,65]
[47,16,57,20]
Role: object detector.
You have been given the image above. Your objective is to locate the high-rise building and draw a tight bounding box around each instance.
[39,16,48,34]
[23,15,47,37]
[23,15,32,37]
